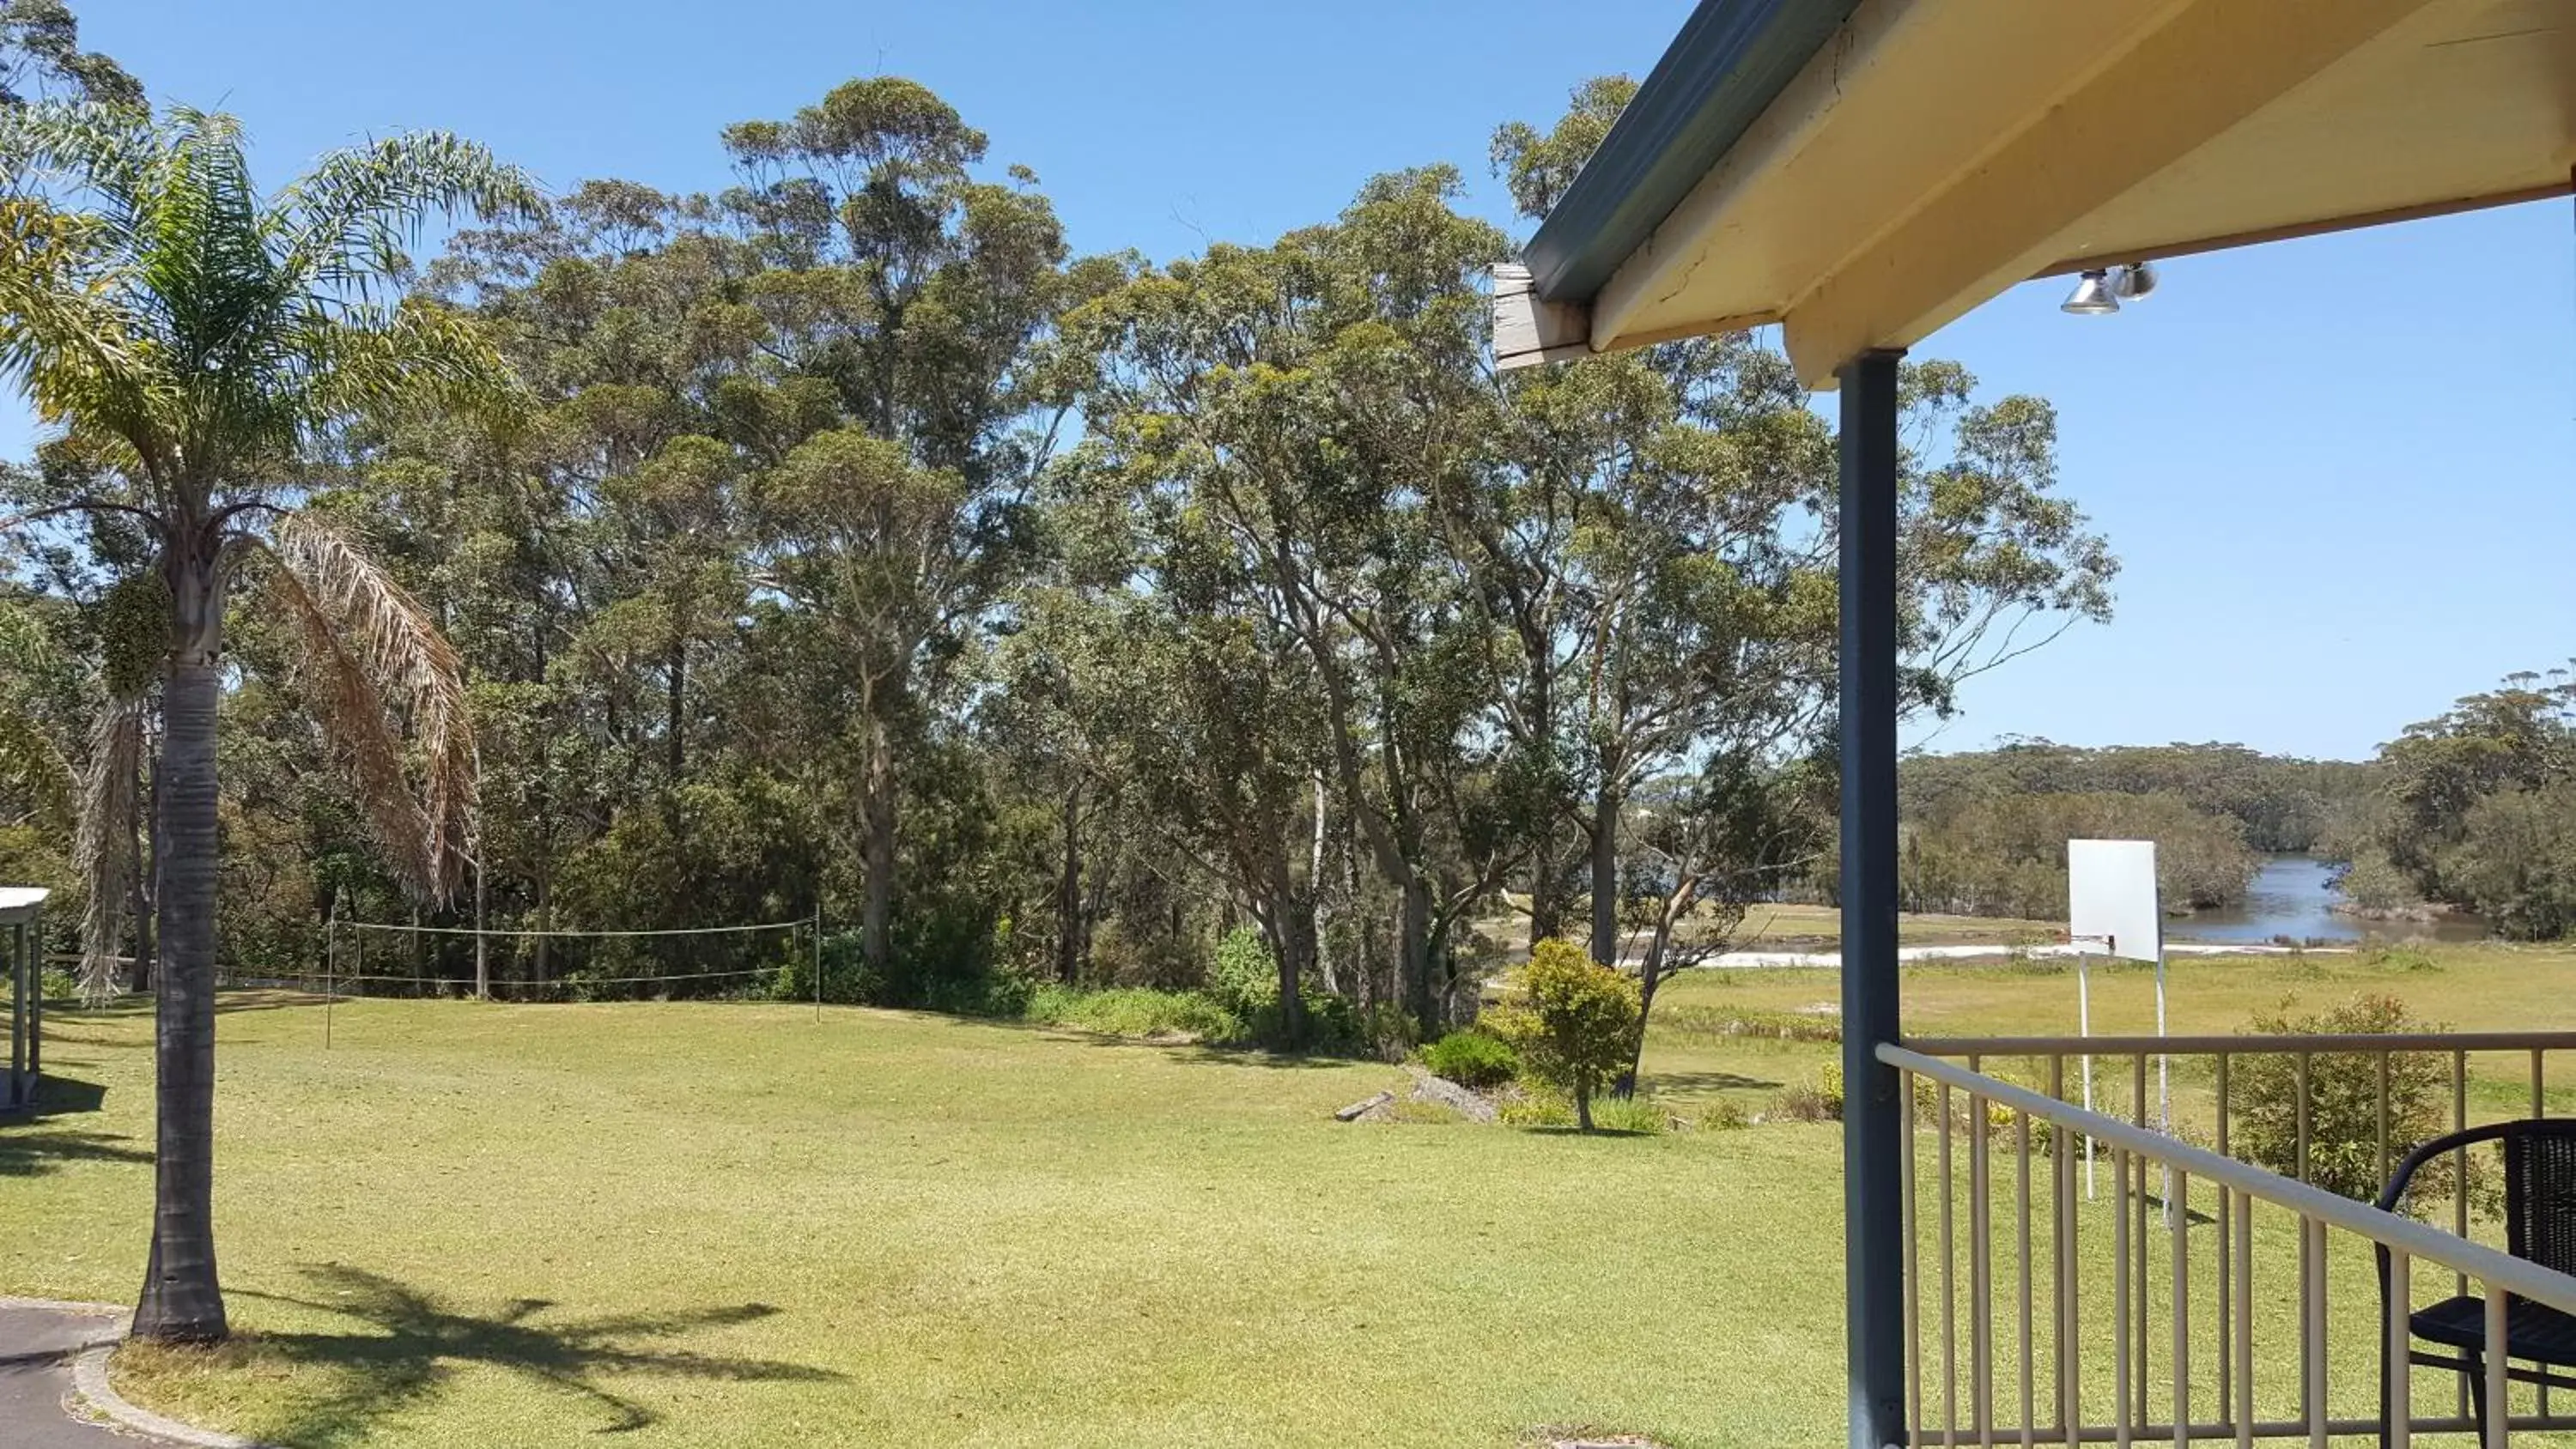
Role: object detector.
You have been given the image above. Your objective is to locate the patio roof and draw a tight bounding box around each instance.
[1501,0,2576,384]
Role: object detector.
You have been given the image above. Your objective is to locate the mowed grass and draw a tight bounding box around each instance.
[1637,940,2576,1125]
[8,942,2572,1447]
[5,995,1850,1449]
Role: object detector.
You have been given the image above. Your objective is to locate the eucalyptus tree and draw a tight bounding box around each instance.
[0,0,137,110]
[1066,168,1523,1035]
[1486,83,2120,971]
[0,100,533,1342]
[720,79,1076,981]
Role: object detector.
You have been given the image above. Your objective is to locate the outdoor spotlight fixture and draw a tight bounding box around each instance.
[2061,262,2158,315]
[2060,270,2120,315]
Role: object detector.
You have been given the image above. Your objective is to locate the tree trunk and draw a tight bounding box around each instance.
[472,844,489,1000]
[133,551,227,1343]
[860,713,896,980]
[1400,876,1435,1039]
[1528,823,1562,949]
[665,637,686,790]
[1054,780,1083,985]
[1574,1082,1595,1132]
[1616,916,1677,1100]
[1589,785,1622,966]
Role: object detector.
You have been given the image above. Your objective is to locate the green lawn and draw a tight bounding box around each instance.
[7,995,1850,1449]
[6,942,2570,1447]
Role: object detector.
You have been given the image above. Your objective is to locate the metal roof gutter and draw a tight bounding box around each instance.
[1520,0,1862,305]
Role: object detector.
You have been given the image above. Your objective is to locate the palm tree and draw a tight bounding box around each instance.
[0,100,535,1343]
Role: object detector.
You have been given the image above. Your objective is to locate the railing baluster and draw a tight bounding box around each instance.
[2052,1054,2079,1449]
[2318,1220,2339,1441]
[2114,1145,2132,1449]
[1972,1076,1993,1448]
[2132,1053,2150,1433]
[2485,1282,2509,1449]
[1906,1066,1925,1449]
[2539,1050,2551,1424]
[2386,1247,2411,1449]
[2378,1051,2392,1183]
[2233,1190,2253,1449]
[2216,1052,2233,1428]
[2019,1100,2035,1449]
[2170,1167,2188,1449]
[2295,1052,2312,1183]
[2455,1049,2470,1424]
[1943,1079,1959,1449]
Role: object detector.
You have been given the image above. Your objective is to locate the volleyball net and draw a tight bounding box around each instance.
[258,915,823,1003]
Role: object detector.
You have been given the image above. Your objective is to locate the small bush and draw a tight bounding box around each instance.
[1023,985,1246,1045]
[1423,1029,1519,1089]
[2358,942,2441,974]
[1697,1098,1752,1131]
[1588,1094,1669,1135]
[1206,926,1279,1019]
[1488,939,1641,1131]
[1767,1082,1838,1124]
[2233,993,2480,1209]
[1498,1085,1576,1129]
[1820,1060,1844,1119]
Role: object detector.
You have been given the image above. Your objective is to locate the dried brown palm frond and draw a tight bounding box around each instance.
[264,516,476,904]
[71,691,143,1004]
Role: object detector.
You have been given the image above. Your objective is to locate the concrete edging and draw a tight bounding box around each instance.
[2,1296,267,1448]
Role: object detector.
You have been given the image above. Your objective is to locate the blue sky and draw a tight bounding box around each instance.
[33,0,2576,762]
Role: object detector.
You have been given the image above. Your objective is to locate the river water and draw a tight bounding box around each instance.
[2170,854,2487,944]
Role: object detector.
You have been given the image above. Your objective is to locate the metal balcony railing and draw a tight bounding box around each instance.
[1882,1033,2576,1448]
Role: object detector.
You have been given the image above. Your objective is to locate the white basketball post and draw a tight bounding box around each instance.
[2068,840,2166,1207]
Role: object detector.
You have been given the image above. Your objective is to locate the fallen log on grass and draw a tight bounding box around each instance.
[1333,1091,1394,1122]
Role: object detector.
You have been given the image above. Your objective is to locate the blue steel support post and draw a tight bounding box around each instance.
[1840,347,1906,1449]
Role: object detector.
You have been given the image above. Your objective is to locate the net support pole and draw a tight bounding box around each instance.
[812,900,823,1022]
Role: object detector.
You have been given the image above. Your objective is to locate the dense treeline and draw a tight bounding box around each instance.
[2332,669,2576,939]
[1884,740,2378,919]
[0,71,2119,1047]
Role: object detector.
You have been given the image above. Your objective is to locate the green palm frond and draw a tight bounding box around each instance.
[0,100,538,501]
[275,130,542,300]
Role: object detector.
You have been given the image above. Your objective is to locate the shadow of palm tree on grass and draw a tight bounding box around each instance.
[211,1265,841,1444]
[0,1082,149,1177]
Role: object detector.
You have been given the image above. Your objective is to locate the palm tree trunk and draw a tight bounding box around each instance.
[133,554,227,1343]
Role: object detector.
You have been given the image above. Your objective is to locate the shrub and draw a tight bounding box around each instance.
[1022,985,1247,1045]
[1768,1082,1838,1123]
[1498,1085,1576,1129]
[1698,1098,1752,1131]
[1588,1094,1669,1135]
[1206,926,1279,1019]
[1487,939,1641,1131]
[2357,941,2441,974]
[2233,993,2477,1209]
[1423,1029,1519,1089]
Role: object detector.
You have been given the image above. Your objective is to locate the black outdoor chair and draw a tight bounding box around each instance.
[2378,1118,2576,1447]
